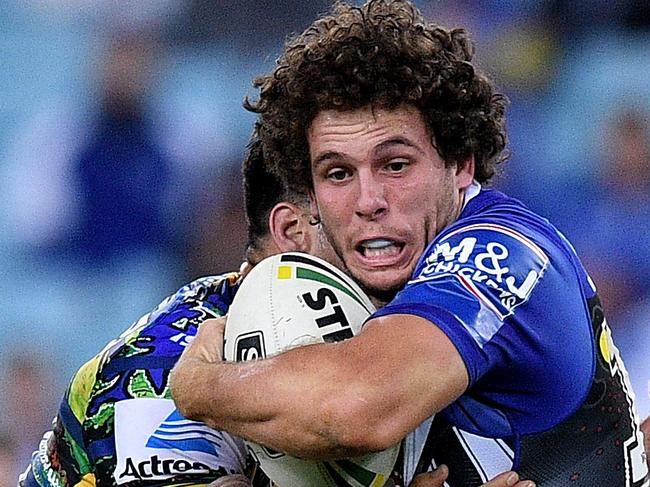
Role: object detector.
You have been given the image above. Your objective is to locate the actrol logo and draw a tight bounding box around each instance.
[118,455,211,480]
[146,409,223,455]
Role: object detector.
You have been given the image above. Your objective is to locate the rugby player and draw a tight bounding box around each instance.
[171,1,650,485]
[18,136,531,487]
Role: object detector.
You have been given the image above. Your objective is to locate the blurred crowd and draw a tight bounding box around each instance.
[1,0,649,483]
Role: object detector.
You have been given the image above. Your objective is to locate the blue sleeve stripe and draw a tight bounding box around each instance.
[373,302,488,385]
[58,394,85,447]
[146,436,218,456]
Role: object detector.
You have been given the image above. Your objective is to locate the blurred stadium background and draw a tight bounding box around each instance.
[1,0,650,482]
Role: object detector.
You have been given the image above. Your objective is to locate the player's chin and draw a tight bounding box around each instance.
[354,269,411,304]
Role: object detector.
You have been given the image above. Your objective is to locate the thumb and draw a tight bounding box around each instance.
[410,465,449,487]
[188,316,226,363]
[207,474,252,487]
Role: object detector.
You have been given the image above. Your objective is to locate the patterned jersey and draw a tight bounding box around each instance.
[374,186,649,487]
[19,273,264,487]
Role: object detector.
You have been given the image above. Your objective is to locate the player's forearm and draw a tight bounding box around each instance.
[171,348,326,460]
[171,355,270,428]
[172,315,468,460]
[170,318,339,457]
[172,340,393,459]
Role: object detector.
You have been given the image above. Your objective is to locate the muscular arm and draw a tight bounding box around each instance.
[171,314,468,459]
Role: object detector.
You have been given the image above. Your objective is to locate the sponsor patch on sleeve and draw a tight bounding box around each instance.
[411,223,549,320]
[113,398,246,485]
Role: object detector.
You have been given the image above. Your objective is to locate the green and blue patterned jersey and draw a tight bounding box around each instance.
[19,273,257,487]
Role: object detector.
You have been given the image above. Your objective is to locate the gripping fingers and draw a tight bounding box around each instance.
[408,467,536,487]
[207,474,253,487]
[484,471,536,487]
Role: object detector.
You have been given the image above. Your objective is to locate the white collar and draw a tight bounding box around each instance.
[462,180,481,211]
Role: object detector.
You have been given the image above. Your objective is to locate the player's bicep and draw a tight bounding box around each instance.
[351,313,469,436]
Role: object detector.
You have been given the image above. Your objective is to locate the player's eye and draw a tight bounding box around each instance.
[327,167,351,181]
[385,159,409,173]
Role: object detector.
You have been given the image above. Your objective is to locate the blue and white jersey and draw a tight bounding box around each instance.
[374,187,649,486]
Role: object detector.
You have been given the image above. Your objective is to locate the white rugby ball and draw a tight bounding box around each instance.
[224,252,398,487]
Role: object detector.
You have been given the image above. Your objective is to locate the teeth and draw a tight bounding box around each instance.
[360,239,401,258]
[361,239,394,249]
[365,246,399,258]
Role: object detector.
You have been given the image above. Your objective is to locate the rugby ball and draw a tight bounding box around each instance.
[224,252,398,487]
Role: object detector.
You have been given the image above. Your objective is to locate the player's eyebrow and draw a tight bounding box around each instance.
[373,136,426,156]
[312,136,426,167]
[312,150,344,167]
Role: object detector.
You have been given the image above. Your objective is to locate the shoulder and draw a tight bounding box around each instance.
[381,188,589,339]
[70,272,241,417]
[411,195,557,319]
[53,273,245,483]
[419,189,581,285]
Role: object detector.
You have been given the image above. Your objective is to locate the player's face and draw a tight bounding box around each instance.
[308,104,473,297]
[300,207,346,271]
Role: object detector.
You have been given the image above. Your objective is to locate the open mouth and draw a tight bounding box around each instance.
[357,238,405,259]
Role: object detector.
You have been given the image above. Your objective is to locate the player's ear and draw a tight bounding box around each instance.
[269,202,311,253]
[455,155,475,190]
[309,190,321,224]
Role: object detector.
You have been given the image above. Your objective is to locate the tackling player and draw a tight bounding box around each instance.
[17,137,325,487]
[171,1,649,486]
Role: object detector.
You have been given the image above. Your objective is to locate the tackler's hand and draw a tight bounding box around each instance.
[408,465,448,487]
[171,316,228,424]
[191,316,227,364]
[207,474,253,487]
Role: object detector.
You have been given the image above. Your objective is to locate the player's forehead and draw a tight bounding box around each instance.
[308,104,431,167]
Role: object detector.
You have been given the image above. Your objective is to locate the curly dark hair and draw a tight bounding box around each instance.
[243,129,308,262]
[245,0,508,191]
